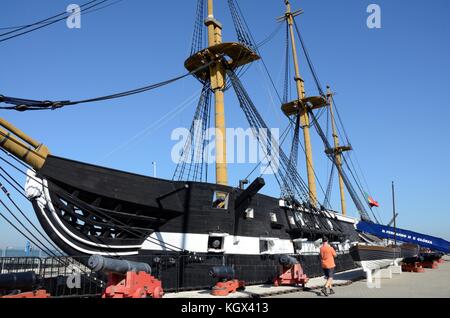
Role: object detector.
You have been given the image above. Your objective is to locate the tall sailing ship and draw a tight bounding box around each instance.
[0,0,391,290]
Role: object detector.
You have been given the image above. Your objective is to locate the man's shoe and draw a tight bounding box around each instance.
[321,287,328,297]
[329,289,335,295]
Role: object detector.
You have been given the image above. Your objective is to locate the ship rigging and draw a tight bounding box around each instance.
[0,0,393,290]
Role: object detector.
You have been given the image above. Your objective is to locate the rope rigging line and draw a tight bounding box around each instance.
[222,21,282,90]
[330,95,351,147]
[227,0,255,50]
[0,61,214,111]
[225,19,282,86]
[323,163,335,209]
[227,69,325,207]
[0,159,139,258]
[255,23,283,48]
[350,151,372,197]
[0,0,116,44]
[287,13,375,216]
[243,123,291,182]
[190,0,206,55]
[0,192,118,289]
[308,109,372,221]
[0,0,99,35]
[285,115,332,209]
[292,18,324,97]
[345,153,369,201]
[327,92,378,221]
[322,103,335,209]
[0,183,64,258]
[0,168,64,255]
[340,153,380,223]
[173,81,212,182]
[99,90,201,163]
[347,151,382,223]
[0,0,125,32]
[227,0,283,104]
[329,94,379,221]
[281,13,334,208]
[0,166,123,286]
[229,70,298,198]
[335,121,376,220]
[0,203,61,258]
[288,115,300,171]
[283,22,291,104]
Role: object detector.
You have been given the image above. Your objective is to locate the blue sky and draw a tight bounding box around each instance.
[0,0,449,249]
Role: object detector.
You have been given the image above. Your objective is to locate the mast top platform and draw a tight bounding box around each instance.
[281,96,328,117]
[325,145,353,155]
[184,42,260,82]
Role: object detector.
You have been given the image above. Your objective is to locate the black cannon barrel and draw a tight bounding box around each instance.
[209,266,235,280]
[88,255,151,275]
[235,177,265,207]
[279,255,299,266]
[0,271,40,292]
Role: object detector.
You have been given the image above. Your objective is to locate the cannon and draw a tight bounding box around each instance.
[0,272,40,292]
[209,266,245,296]
[0,272,50,298]
[274,255,308,288]
[88,255,152,274]
[279,255,299,266]
[87,255,163,298]
[209,266,235,281]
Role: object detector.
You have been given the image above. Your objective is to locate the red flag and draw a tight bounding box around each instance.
[365,192,380,207]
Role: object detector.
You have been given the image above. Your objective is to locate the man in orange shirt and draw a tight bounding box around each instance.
[320,237,337,296]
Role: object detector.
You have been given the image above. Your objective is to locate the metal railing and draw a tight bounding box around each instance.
[0,256,106,298]
[1,257,41,275]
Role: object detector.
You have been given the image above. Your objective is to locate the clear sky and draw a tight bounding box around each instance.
[0,0,449,249]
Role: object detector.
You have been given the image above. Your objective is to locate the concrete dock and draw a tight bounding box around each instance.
[271,256,450,298]
[165,255,450,298]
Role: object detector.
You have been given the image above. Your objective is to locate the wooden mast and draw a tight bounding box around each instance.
[281,0,326,206]
[206,0,227,186]
[185,1,259,185]
[326,86,351,216]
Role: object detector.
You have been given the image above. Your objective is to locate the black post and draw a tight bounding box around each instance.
[392,181,397,246]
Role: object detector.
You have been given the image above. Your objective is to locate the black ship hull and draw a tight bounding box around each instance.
[26,155,360,289]
[124,252,357,291]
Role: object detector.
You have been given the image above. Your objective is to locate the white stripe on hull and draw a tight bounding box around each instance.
[142,232,353,256]
[142,232,295,255]
[356,259,397,271]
